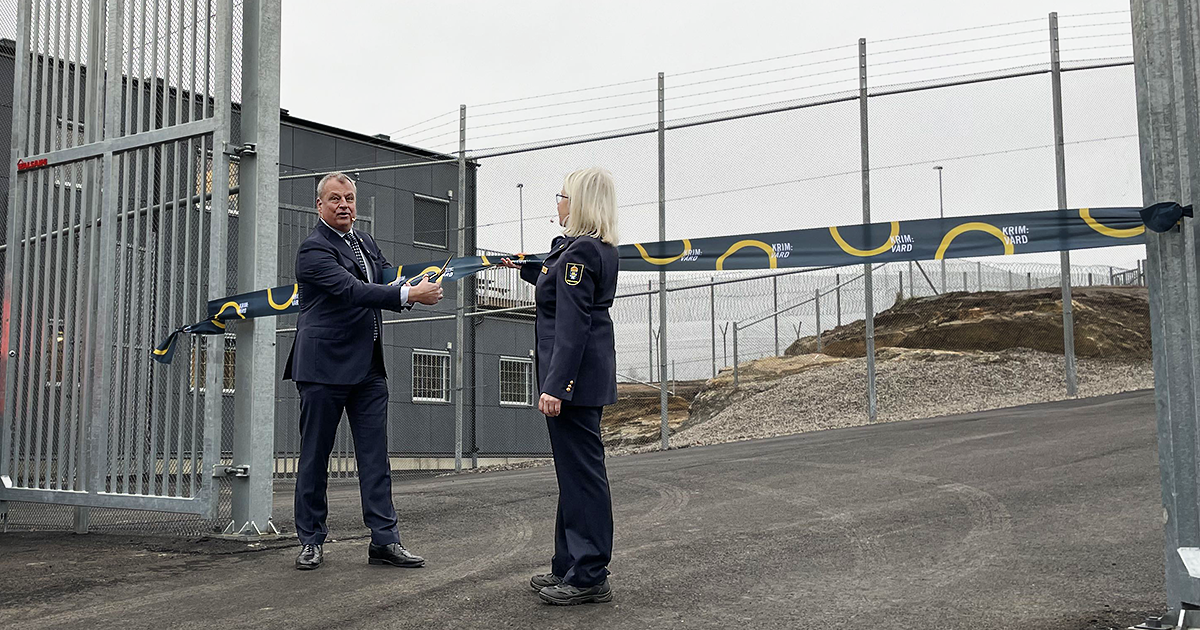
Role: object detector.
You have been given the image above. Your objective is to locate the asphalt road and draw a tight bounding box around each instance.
[0,390,1167,629]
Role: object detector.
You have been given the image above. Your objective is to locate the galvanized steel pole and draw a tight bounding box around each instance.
[1050,12,1078,397]
[229,0,281,537]
[658,73,669,450]
[710,277,717,378]
[1131,0,1200,617]
[859,38,877,422]
[456,105,466,472]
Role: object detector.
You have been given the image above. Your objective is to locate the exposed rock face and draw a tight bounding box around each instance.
[785,286,1150,361]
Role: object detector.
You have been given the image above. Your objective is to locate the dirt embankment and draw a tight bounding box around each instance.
[603,286,1152,450]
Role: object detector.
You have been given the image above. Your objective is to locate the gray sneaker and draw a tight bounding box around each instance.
[529,572,563,592]
[538,579,613,605]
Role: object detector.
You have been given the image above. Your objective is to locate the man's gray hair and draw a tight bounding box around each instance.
[316,172,356,199]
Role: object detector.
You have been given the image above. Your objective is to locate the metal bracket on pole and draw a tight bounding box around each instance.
[212,464,251,478]
[222,141,257,157]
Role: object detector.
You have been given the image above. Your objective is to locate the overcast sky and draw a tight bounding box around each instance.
[278,1,1145,269]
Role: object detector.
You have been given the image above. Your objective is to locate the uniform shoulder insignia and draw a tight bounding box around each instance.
[541,265,549,274]
[565,263,584,286]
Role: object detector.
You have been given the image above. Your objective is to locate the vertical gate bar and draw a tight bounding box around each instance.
[148,0,169,492]
[134,152,150,495]
[59,0,87,493]
[48,167,73,490]
[29,168,54,487]
[168,0,185,492]
[1050,12,1078,398]
[14,175,36,488]
[76,0,104,495]
[35,0,52,154]
[176,136,194,496]
[87,0,124,496]
[186,134,201,496]
[157,1,176,485]
[188,0,198,125]
[127,3,146,494]
[116,161,135,494]
[44,0,68,487]
[0,0,35,489]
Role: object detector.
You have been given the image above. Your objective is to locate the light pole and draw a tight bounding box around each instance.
[516,183,524,253]
[934,165,945,293]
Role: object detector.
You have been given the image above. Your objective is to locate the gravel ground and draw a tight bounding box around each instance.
[657,348,1153,451]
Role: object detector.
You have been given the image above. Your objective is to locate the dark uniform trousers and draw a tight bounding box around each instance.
[548,404,614,587]
[294,343,400,546]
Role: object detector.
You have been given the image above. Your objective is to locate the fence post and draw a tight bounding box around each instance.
[229,0,281,537]
[1088,272,1093,286]
[1131,0,1200,616]
[1008,270,1014,291]
[773,276,779,355]
[1109,265,1115,285]
[836,273,842,326]
[658,72,669,451]
[647,279,653,382]
[815,289,823,353]
[899,271,904,299]
[977,261,983,291]
[962,271,968,292]
[907,262,914,297]
[1027,272,1033,289]
[859,37,877,422]
[732,322,739,388]
[1050,12,1078,397]
[710,276,716,379]
[455,104,467,471]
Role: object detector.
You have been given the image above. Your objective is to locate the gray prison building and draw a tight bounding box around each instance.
[0,38,550,477]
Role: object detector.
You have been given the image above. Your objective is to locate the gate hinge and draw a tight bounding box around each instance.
[213,464,250,478]
[222,142,257,157]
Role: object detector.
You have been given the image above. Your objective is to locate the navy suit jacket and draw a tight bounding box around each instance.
[283,221,409,385]
[521,235,619,407]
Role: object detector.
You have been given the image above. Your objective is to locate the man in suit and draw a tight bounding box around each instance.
[284,172,443,570]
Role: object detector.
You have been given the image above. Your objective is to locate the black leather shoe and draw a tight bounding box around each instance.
[368,543,425,568]
[295,544,323,570]
[529,572,563,592]
[538,579,613,605]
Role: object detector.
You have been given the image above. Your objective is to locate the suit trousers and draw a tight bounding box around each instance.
[547,404,613,587]
[294,346,400,546]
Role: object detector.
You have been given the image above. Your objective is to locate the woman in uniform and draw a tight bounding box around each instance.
[500,167,620,606]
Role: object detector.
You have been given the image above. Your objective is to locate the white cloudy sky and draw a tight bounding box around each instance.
[279,0,1146,269]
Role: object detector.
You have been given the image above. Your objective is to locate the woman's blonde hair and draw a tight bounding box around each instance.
[562,167,619,245]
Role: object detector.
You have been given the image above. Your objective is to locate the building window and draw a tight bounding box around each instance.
[412,349,451,403]
[413,194,449,249]
[190,334,237,394]
[499,357,534,407]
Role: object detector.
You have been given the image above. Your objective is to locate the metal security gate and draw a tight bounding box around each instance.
[0,0,234,518]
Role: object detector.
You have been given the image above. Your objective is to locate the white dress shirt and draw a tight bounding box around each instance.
[321,217,410,305]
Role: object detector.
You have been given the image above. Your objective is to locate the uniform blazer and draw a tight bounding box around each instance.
[283,220,408,385]
[521,234,619,407]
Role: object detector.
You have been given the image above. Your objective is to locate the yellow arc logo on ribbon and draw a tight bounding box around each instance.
[935,222,1015,260]
[267,284,298,311]
[716,240,777,270]
[829,222,900,257]
[633,239,693,265]
[1080,207,1144,238]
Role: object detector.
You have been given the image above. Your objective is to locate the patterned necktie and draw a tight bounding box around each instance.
[344,233,379,341]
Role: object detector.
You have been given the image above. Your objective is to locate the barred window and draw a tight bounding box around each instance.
[412,349,451,403]
[413,194,449,249]
[190,334,237,394]
[499,357,534,407]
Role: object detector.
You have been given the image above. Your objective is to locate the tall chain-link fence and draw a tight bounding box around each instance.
[1,6,1152,536]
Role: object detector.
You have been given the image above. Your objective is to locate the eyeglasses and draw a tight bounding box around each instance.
[556,193,569,203]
